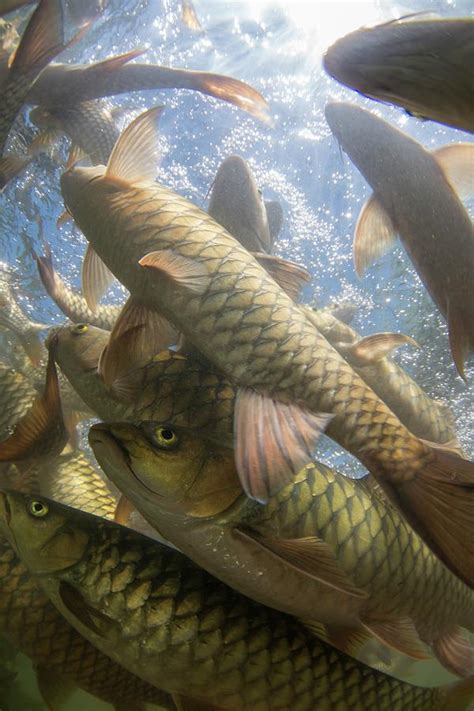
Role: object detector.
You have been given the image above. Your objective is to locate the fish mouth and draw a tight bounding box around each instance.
[89,424,165,499]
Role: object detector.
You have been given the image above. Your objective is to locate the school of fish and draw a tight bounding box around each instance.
[0,2,472,710]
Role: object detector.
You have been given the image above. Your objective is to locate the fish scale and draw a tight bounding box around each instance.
[5,501,452,711]
[0,361,37,440]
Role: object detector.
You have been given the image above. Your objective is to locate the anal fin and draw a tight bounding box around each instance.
[342,332,418,365]
[433,627,474,678]
[360,616,430,660]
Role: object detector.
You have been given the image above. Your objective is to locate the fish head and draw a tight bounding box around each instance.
[0,490,90,575]
[208,155,271,253]
[89,421,242,519]
[50,323,108,374]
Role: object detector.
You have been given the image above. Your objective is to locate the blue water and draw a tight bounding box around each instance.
[0,0,473,706]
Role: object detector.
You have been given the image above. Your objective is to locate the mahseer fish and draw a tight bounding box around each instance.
[35,243,121,329]
[0,276,48,365]
[324,18,474,134]
[89,420,474,678]
[325,102,474,379]
[60,108,474,586]
[30,99,120,165]
[0,0,85,178]
[0,360,37,440]
[1,490,472,711]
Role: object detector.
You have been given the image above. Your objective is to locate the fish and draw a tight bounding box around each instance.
[0,423,174,711]
[181,0,202,32]
[323,18,474,134]
[30,99,120,165]
[89,420,474,678]
[35,242,121,329]
[1,490,471,711]
[0,276,48,365]
[60,107,474,586]
[0,1,35,17]
[0,0,83,162]
[208,155,274,253]
[324,102,474,378]
[0,46,271,124]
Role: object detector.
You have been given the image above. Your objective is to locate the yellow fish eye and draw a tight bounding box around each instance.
[29,500,49,518]
[153,426,178,449]
[72,323,88,335]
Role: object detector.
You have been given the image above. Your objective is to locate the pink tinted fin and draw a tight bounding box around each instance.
[354,194,397,277]
[82,244,115,311]
[99,297,178,387]
[114,494,134,525]
[343,332,419,365]
[28,128,62,156]
[105,106,164,185]
[36,665,75,710]
[252,253,311,301]
[396,448,474,587]
[233,527,367,598]
[0,155,32,189]
[234,387,333,502]
[433,628,474,678]
[447,303,471,380]
[434,144,474,202]
[321,624,373,657]
[189,72,272,125]
[139,249,210,294]
[8,0,64,73]
[361,616,430,660]
[65,143,89,170]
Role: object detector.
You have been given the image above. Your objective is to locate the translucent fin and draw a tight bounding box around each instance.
[8,0,64,73]
[0,154,32,189]
[85,48,145,73]
[28,128,62,156]
[397,448,474,587]
[252,253,311,301]
[139,249,210,294]
[105,106,164,186]
[344,332,419,365]
[82,244,115,311]
[114,494,134,526]
[447,302,471,380]
[235,387,333,501]
[265,200,283,244]
[56,209,73,227]
[234,528,367,597]
[434,144,474,202]
[440,676,474,711]
[433,628,474,678]
[181,0,202,31]
[361,617,430,660]
[36,665,75,711]
[354,194,397,277]
[19,331,45,367]
[65,143,89,170]
[99,297,178,387]
[323,625,373,657]
[190,72,272,125]
[0,348,66,462]
[35,242,58,298]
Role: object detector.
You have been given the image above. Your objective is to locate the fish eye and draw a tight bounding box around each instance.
[28,500,49,518]
[153,426,179,449]
[72,323,88,335]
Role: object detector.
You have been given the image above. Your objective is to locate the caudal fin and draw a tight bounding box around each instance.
[439,675,474,711]
[397,448,474,587]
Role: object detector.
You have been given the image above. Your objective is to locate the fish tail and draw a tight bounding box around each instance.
[8,0,66,75]
[396,447,474,587]
[439,675,474,711]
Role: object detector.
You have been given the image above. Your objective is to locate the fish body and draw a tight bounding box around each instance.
[89,421,474,677]
[60,113,474,587]
[36,246,121,329]
[30,99,120,165]
[0,489,465,711]
[0,360,37,440]
[324,19,474,134]
[324,102,474,378]
[0,277,48,365]
[208,155,273,253]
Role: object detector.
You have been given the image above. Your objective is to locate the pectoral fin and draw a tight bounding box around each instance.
[301,621,373,657]
[99,297,179,387]
[139,249,210,294]
[252,253,311,301]
[233,527,367,598]
[104,106,164,187]
[342,332,419,365]
[447,303,471,380]
[361,616,430,660]
[114,494,134,526]
[0,155,33,189]
[265,199,283,244]
[65,143,89,170]
[434,143,474,202]
[354,194,397,277]
[59,580,112,638]
[234,387,333,501]
[36,665,75,711]
[433,628,474,678]
[82,244,115,311]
